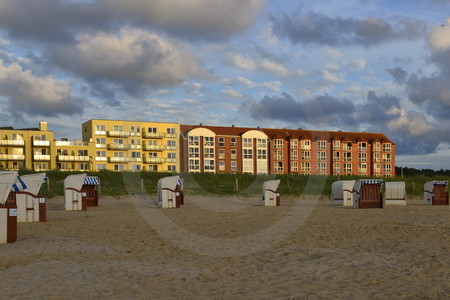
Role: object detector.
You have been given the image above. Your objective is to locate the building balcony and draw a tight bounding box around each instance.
[108,157,130,163]
[129,144,142,150]
[33,140,51,147]
[166,146,177,151]
[58,155,90,162]
[0,140,25,146]
[142,132,166,139]
[166,133,177,138]
[95,130,106,135]
[107,143,130,150]
[166,158,178,163]
[96,144,106,148]
[0,154,25,160]
[96,157,107,162]
[107,130,131,137]
[55,141,89,146]
[34,155,51,161]
[143,144,166,151]
[129,157,142,162]
[143,157,166,164]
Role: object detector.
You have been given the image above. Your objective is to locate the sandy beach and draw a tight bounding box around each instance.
[0,195,449,299]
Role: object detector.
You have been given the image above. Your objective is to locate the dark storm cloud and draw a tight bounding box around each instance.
[406,73,450,107]
[0,0,263,43]
[244,91,447,155]
[386,67,408,84]
[270,10,427,46]
[243,92,355,124]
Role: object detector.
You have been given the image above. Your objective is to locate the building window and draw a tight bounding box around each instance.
[168,152,176,159]
[243,160,253,174]
[333,141,340,150]
[189,159,200,171]
[188,147,199,158]
[301,151,311,161]
[383,143,391,152]
[318,151,327,161]
[243,138,252,148]
[218,137,225,147]
[231,161,237,172]
[243,149,253,159]
[301,162,311,172]
[113,125,123,131]
[114,164,125,171]
[96,124,105,131]
[204,136,214,146]
[358,152,367,162]
[291,150,298,160]
[131,152,141,158]
[333,162,340,173]
[317,162,326,173]
[358,142,367,151]
[96,151,106,157]
[204,160,215,171]
[358,163,367,174]
[383,163,392,173]
[230,138,237,147]
[274,161,283,172]
[219,149,225,159]
[333,151,340,161]
[113,138,124,144]
[188,136,199,146]
[382,153,391,162]
[373,152,380,162]
[219,161,225,171]
[96,138,106,145]
[96,164,106,170]
[343,152,352,161]
[274,139,283,149]
[373,142,381,151]
[291,161,298,172]
[131,164,141,171]
[257,149,267,160]
[256,138,267,148]
[317,140,327,150]
[291,139,298,149]
[300,140,311,149]
[204,147,214,158]
[168,165,177,172]
[274,150,283,160]
[343,163,352,173]
[342,142,352,151]
[167,128,176,134]
[230,149,237,160]
[148,127,157,133]
[167,140,176,147]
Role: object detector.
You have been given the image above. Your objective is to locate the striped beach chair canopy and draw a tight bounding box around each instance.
[432,180,448,186]
[11,176,27,192]
[17,173,47,196]
[360,179,384,185]
[84,176,100,186]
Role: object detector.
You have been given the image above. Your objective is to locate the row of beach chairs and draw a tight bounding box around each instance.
[331,179,449,208]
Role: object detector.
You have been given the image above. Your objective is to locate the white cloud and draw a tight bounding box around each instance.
[427,17,450,51]
[228,53,256,71]
[387,107,434,136]
[263,81,282,91]
[348,58,366,70]
[49,28,204,90]
[235,76,259,88]
[321,70,345,84]
[259,59,289,77]
[325,63,339,71]
[222,89,244,98]
[228,53,290,77]
[0,59,83,116]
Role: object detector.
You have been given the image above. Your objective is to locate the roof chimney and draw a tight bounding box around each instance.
[39,122,48,131]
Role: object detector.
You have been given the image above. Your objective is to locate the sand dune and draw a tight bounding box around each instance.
[0,195,449,299]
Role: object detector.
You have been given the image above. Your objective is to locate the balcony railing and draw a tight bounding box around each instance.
[107,143,130,150]
[96,144,106,148]
[95,130,106,135]
[107,130,141,137]
[142,132,166,139]
[33,155,51,161]
[0,154,25,160]
[0,140,25,146]
[58,155,90,162]
[143,144,166,151]
[55,141,89,146]
[143,157,166,164]
[96,157,107,162]
[129,157,142,162]
[108,157,130,163]
[166,158,178,163]
[33,140,50,147]
[166,146,177,151]
[129,144,142,150]
[166,133,177,138]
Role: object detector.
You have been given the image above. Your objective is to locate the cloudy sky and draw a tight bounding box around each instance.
[1,0,450,170]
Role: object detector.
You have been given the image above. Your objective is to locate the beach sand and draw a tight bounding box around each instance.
[0,195,449,299]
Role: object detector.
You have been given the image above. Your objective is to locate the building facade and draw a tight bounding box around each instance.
[82,119,180,172]
[0,120,396,177]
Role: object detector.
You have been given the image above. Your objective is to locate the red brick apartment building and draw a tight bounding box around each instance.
[180,125,396,177]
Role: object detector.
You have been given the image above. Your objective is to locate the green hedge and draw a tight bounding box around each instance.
[17,170,448,198]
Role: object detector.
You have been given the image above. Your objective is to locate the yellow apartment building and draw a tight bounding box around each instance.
[53,139,96,171]
[82,119,180,172]
[0,122,54,171]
